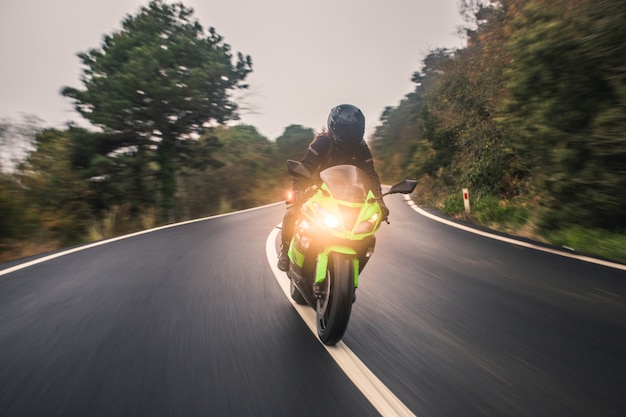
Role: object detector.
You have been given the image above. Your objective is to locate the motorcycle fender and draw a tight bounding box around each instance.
[315,246,360,288]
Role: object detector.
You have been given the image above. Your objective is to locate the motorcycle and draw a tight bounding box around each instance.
[284,160,417,345]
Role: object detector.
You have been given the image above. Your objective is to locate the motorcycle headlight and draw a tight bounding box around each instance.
[355,213,379,234]
[313,202,341,230]
[324,214,340,229]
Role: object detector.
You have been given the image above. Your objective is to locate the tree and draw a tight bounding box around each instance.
[176,125,279,217]
[0,116,44,253]
[273,124,314,171]
[17,129,93,244]
[208,125,276,209]
[62,0,252,220]
[371,93,426,182]
[503,0,626,229]
[64,125,156,214]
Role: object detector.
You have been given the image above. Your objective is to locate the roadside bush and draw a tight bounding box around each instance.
[546,226,626,264]
[474,195,529,228]
[441,192,464,215]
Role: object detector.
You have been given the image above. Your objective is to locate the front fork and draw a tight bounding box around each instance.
[314,246,359,299]
[289,236,375,302]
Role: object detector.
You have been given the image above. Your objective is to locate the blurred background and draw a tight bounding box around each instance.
[1,0,624,264]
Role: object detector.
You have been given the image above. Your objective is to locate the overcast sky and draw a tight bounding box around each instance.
[0,0,467,140]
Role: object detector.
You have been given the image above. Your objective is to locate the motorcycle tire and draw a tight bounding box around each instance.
[316,252,354,345]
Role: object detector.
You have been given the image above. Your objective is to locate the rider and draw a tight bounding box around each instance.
[277,104,389,272]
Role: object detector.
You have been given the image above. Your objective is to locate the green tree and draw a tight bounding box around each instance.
[274,125,314,161]
[0,116,44,255]
[176,125,279,217]
[62,0,252,220]
[17,129,93,244]
[0,175,32,244]
[503,0,626,229]
[373,0,532,200]
[371,95,425,182]
[210,125,276,209]
[272,124,314,181]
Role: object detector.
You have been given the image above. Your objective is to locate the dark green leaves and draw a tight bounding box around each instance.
[372,0,626,231]
[62,0,252,219]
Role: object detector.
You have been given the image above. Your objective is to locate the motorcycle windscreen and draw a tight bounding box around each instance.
[319,165,371,203]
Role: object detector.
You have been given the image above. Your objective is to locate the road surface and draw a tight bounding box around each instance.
[1,195,624,416]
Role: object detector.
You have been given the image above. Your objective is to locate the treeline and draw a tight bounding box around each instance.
[371,0,626,244]
[0,0,314,262]
[2,0,625,263]
[0,119,311,262]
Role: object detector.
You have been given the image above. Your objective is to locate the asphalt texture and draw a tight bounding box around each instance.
[1,196,625,417]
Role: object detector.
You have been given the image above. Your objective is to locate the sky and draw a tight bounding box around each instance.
[0,0,467,141]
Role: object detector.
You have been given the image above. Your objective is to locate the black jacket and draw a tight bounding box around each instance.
[294,134,383,198]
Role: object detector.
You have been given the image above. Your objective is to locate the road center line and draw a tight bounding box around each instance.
[265,226,417,417]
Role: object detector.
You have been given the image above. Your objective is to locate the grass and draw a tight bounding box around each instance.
[436,193,626,264]
[0,239,62,264]
[546,227,626,264]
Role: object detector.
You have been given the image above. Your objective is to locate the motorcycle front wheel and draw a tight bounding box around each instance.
[316,252,354,345]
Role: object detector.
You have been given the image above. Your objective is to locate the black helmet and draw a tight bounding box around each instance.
[327,104,365,145]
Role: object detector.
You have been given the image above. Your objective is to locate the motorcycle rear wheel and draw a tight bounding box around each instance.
[316,252,354,345]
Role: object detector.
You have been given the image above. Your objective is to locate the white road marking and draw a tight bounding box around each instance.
[3,200,416,416]
[265,226,417,417]
[0,202,282,277]
[403,195,626,272]
[6,196,620,415]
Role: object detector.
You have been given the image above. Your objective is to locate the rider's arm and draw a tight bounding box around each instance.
[357,142,383,198]
[357,142,389,220]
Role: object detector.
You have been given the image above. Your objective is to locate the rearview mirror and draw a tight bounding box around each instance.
[287,160,312,178]
[386,180,417,195]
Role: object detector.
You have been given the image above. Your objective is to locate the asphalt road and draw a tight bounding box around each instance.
[1,195,624,417]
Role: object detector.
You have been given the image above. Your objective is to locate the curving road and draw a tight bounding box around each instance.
[1,195,624,417]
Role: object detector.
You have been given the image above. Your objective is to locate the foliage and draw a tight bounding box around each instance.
[372,93,426,181]
[62,0,252,219]
[274,124,314,163]
[441,192,465,216]
[17,129,94,244]
[3,0,625,265]
[65,126,153,214]
[546,226,626,264]
[473,195,529,228]
[0,176,38,242]
[372,0,625,245]
[502,0,626,229]
[441,192,530,231]
[272,124,315,184]
[176,124,279,218]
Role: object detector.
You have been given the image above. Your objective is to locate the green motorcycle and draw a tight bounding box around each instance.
[285,160,417,345]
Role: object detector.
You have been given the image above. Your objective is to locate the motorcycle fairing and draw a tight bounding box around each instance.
[315,245,360,288]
